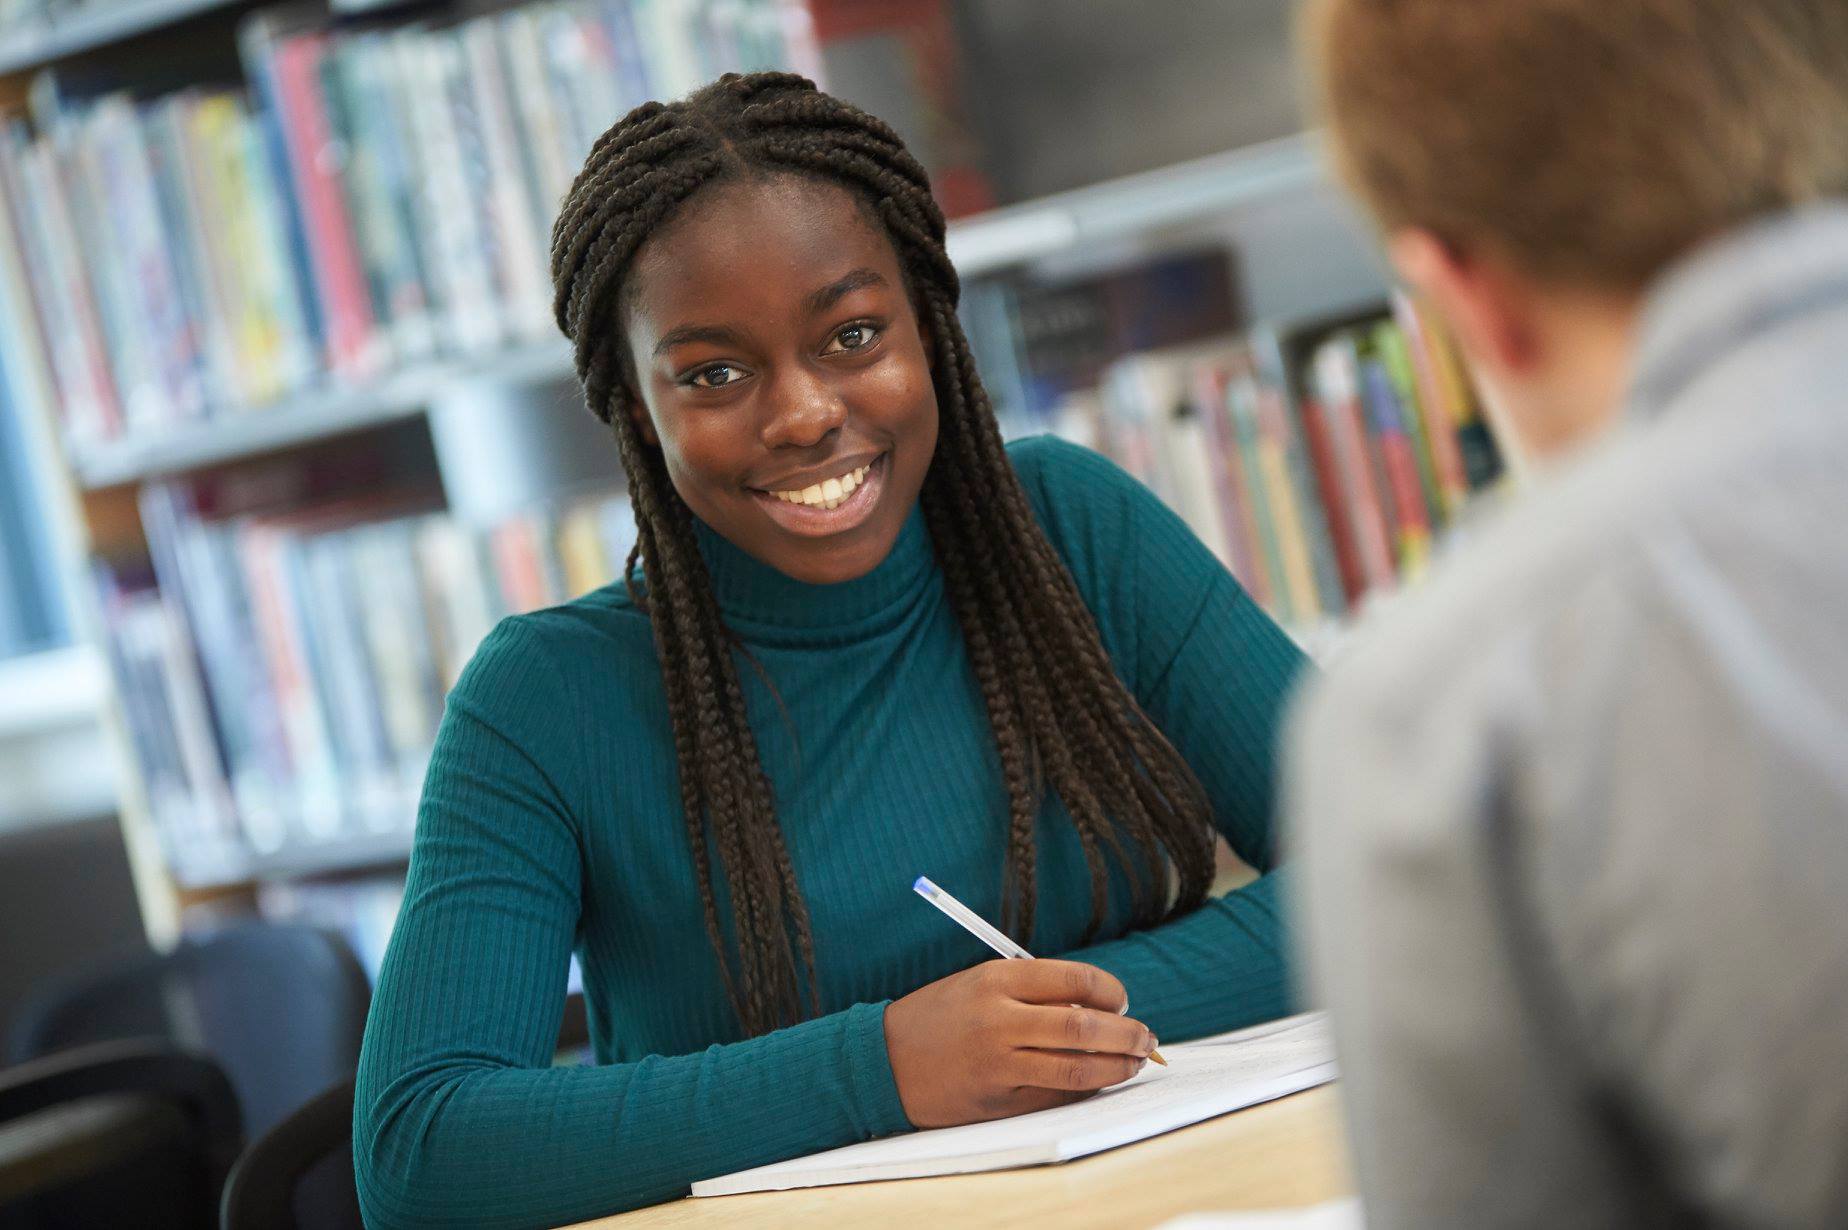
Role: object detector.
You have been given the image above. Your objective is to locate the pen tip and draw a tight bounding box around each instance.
[1148,1049,1168,1067]
[912,876,932,894]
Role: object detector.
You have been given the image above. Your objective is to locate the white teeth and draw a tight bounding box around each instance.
[769,460,877,507]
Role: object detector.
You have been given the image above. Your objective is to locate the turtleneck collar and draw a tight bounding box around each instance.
[689,502,938,637]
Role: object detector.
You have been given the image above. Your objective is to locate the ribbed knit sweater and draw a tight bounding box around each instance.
[353,435,1308,1229]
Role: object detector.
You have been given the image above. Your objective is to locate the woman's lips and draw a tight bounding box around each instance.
[750,453,889,538]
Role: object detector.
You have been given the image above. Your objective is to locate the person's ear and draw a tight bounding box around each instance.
[914,300,937,365]
[1388,228,1543,381]
[625,389,659,447]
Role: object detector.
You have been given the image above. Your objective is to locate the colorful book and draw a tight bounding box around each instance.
[1223,364,1295,625]
[1371,321,1444,527]
[1308,335,1396,595]
[248,19,383,377]
[1357,353,1432,579]
[1192,360,1268,604]
[1390,292,1470,517]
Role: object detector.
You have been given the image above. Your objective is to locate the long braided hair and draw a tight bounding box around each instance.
[549,72,1218,1037]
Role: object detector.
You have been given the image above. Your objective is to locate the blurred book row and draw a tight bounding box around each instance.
[100,464,636,886]
[0,0,813,453]
[971,253,1503,630]
[1074,297,1502,629]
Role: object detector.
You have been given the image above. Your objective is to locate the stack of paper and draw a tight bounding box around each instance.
[691,1011,1336,1197]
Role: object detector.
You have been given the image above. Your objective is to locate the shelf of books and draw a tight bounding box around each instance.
[49,129,1318,491]
[0,0,1496,959]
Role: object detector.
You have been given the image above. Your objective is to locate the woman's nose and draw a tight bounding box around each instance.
[760,366,847,449]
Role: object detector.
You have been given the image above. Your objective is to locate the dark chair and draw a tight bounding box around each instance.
[219,1076,359,1230]
[0,817,147,1048]
[8,922,371,1140]
[0,1039,241,1230]
[221,991,591,1230]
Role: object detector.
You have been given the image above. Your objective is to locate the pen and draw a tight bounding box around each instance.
[912,875,1167,1065]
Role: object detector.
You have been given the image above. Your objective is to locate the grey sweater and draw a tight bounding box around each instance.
[1288,205,1848,1229]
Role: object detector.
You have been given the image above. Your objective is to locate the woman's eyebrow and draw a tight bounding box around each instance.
[805,268,887,316]
[653,324,743,357]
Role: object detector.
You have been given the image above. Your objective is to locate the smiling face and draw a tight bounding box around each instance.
[620,173,940,586]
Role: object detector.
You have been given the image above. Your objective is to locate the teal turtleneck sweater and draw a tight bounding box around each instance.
[354,436,1308,1229]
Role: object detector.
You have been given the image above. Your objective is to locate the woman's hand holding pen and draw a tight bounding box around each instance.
[882,959,1159,1128]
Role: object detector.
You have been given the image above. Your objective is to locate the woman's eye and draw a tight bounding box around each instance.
[825,323,881,353]
[688,364,743,389]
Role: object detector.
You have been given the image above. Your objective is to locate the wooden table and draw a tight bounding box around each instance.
[564,1085,1351,1229]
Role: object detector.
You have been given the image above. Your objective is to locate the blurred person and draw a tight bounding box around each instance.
[354,73,1306,1227]
[1288,1,1848,1226]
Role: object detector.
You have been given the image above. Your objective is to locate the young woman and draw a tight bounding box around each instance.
[354,72,1306,1228]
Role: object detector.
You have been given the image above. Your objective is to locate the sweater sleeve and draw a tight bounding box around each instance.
[353,619,911,1230]
[1010,436,1310,1042]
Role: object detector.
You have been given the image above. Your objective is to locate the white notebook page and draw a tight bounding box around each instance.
[691,1011,1336,1197]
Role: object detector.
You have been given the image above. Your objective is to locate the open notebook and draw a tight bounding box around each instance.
[690,1011,1336,1197]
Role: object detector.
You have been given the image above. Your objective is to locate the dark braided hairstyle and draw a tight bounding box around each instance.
[549,72,1219,1037]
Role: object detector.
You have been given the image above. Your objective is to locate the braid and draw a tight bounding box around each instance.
[549,72,1217,1035]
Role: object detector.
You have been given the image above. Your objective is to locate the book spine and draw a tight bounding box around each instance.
[461,17,552,338]
[150,94,243,413]
[195,519,293,850]
[538,5,621,164]
[149,591,244,879]
[1292,394,1363,611]
[1391,292,1470,517]
[1252,383,1325,623]
[1309,337,1396,594]
[182,97,265,407]
[303,533,398,831]
[491,516,549,613]
[1192,361,1263,599]
[347,36,439,361]
[239,524,342,841]
[319,39,429,367]
[62,104,170,436]
[268,31,383,376]
[1372,321,1444,526]
[0,118,102,449]
[351,523,440,788]
[237,16,328,384]
[1224,366,1294,625]
[1249,332,1348,618]
[602,0,661,112]
[101,586,210,872]
[497,9,577,219]
[396,32,503,354]
[137,96,223,420]
[1358,356,1433,578]
[555,502,612,598]
[414,516,499,690]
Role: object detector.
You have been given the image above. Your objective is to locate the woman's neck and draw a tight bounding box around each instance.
[689,502,936,635]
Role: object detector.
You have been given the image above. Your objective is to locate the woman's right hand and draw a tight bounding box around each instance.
[882,959,1159,1128]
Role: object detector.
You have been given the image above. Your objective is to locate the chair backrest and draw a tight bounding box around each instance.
[219,1075,361,1230]
[0,817,147,1044]
[8,922,371,1138]
[219,990,592,1230]
[1,1040,243,1230]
